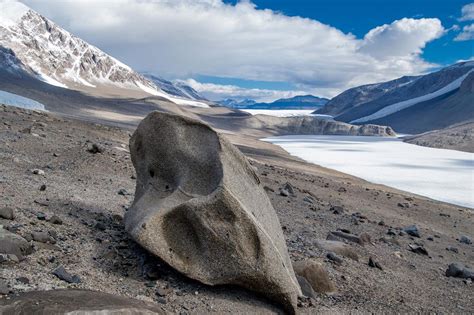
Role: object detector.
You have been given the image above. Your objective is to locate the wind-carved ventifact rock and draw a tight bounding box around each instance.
[125,111,302,313]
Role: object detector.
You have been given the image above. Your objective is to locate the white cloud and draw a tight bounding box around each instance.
[459,3,474,21]
[19,0,445,96]
[182,79,307,102]
[454,23,474,41]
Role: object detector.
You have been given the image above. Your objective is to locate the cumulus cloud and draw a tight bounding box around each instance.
[459,3,474,21]
[181,79,306,102]
[19,0,445,96]
[454,23,474,41]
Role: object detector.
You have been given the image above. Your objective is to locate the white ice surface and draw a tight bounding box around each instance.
[352,69,474,123]
[0,90,46,111]
[263,135,474,208]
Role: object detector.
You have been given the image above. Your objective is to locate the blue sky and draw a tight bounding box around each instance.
[23,0,474,101]
[208,0,474,91]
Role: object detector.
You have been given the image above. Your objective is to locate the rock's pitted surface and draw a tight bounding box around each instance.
[0,229,33,261]
[125,112,301,312]
[0,289,164,314]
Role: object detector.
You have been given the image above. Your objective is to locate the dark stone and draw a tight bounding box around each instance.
[52,266,81,283]
[49,215,63,225]
[408,244,428,255]
[279,188,289,197]
[36,212,46,221]
[282,182,296,196]
[326,252,343,265]
[118,189,129,196]
[40,184,47,191]
[446,246,459,253]
[16,277,30,284]
[368,257,383,270]
[87,143,104,154]
[330,206,344,215]
[403,225,420,238]
[445,263,474,279]
[94,222,107,231]
[0,207,15,220]
[459,235,472,245]
[296,275,316,298]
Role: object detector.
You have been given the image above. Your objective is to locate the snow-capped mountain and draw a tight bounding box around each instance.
[219,95,328,110]
[317,61,474,133]
[143,74,207,101]
[0,1,208,107]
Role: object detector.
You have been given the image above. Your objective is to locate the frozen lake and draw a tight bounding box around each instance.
[263,135,474,208]
[241,109,332,119]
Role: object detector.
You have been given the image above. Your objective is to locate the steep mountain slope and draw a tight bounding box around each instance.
[220,95,328,110]
[143,74,207,101]
[404,121,474,153]
[316,76,419,116]
[317,61,473,133]
[0,1,207,107]
[362,71,474,133]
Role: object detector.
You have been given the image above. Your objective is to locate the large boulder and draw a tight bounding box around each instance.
[125,112,301,312]
[293,260,336,294]
[0,289,164,314]
[0,228,33,261]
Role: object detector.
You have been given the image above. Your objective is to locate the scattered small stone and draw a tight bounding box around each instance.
[49,215,63,225]
[31,231,55,244]
[95,222,107,231]
[303,196,314,204]
[86,143,104,154]
[378,220,385,226]
[0,280,9,295]
[279,188,289,197]
[36,212,46,221]
[397,202,410,208]
[427,236,434,241]
[282,182,296,196]
[52,266,81,283]
[337,187,347,193]
[387,229,396,236]
[408,244,428,256]
[263,186,274,193]
[118,189,129,196]
[296,275,316,298]
[403,225,420,238]
[368,257,383,270]
[32,169,45,175]
[446,246,459,253]
[156,287,173,297]
[459,235,472,245]
[326,252,343,265]
[330,205,344,215]
[16,277,30,284]
[39,184,47,191]
[0,207,15,220]
[445,263,474,280]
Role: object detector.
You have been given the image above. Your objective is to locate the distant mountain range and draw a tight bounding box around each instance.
[0,1,207,107]
[143,74,207,101]
[220,95,329,110]
[316,61,474,133]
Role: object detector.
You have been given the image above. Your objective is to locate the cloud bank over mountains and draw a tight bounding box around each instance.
[20,0,450,98]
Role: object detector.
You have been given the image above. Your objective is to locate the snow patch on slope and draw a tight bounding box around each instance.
[0,0,29,27]
[0,90,46,111]
[352,69,474,123]
[136,81,209,108]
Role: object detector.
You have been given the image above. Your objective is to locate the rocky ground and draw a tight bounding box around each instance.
[404,121,474,153]
[1,104,473,313]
